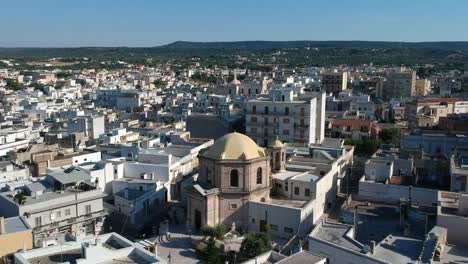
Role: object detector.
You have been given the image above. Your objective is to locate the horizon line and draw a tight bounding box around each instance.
[2,39,468,49]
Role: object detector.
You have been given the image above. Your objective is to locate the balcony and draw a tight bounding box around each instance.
[32,210,107,232]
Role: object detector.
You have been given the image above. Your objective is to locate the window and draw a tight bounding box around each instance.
[85,204,92,215]
[65,209,71,216]
[305,188,310,197]
[285,107,289,115]
[55,211,61,218]
[206,168,212,184]
[264,106,269,114]
[35,216,42,226]
[294,187,299,195]
[251,127,257,133]
[285,182,288,192]
[256,167,263,184]
[270,224,278,231]
[250,116,257,122]
[252,106,256,114]
[252,218,255,223]
[230,203,238,210]
[230,169,239,187]
[283,130,289,136]
[283,118,290,124]
[284,227,294,233]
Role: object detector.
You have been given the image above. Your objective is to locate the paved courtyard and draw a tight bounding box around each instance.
[151,225,203,264]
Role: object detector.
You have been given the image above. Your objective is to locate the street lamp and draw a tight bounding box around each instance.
[167,252,172,264]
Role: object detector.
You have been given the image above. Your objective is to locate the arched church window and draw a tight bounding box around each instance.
[230,169,239,187]
[257,167,263,184]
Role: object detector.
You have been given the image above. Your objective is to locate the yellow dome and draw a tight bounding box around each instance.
[270,139,284,148]
[203,132,266,160]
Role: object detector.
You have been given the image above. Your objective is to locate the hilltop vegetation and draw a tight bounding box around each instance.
[0,41,467,70]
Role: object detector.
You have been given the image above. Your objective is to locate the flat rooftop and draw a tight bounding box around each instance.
[340,200,427,245]
[16,233,161,264]
[268,197,308,208]
[3,216,31,234]
[312,221,363,252]
[272,170,301,181]
[433,244,468,264]
[292,172,319,182]
[372,235,422,263]
[2,186,105,209]
[29,249,82,264]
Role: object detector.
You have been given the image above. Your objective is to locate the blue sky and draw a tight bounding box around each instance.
[1,0,468,47]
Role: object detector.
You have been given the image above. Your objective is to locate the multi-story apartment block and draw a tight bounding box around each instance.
[405,98,468,128]
[415,78,431,96]
[378,70,417,100]
[14,232,166,264]
[95,88,143,110]
[0,170,107,247]
[245,90,325,146]
[329,118,380,140]
[322,71,348,94]
[0,161,30,191]
[0,125,35,156]
[68,115,105,141]
[439,113,468,133]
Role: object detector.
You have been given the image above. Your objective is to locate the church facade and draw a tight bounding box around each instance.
[186,132,285,230]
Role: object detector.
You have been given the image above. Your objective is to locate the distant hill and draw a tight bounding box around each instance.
[159,40,468,50]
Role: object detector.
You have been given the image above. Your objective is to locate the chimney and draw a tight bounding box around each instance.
[0,217,5,235]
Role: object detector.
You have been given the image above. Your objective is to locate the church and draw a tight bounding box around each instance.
[186,132,286,230]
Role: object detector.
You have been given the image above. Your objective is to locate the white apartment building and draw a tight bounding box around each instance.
[0,126,37,156]
[245,89,325,146]
[14,232,166,264]
[0,170,107,247]
[0,161,30,191]
[68,115,105,141]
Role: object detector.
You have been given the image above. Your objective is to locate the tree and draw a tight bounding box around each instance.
[152,79,167,88]
[200,224,227,239]
[5,79,20,90]
[56,72,71,79]
[379,127,400,145]
[30,83,46,93]
[198,236,223,264]
[344,139,381,157]
[239,233,272,260]
[14,193,26,205]
[200,225,215,237]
